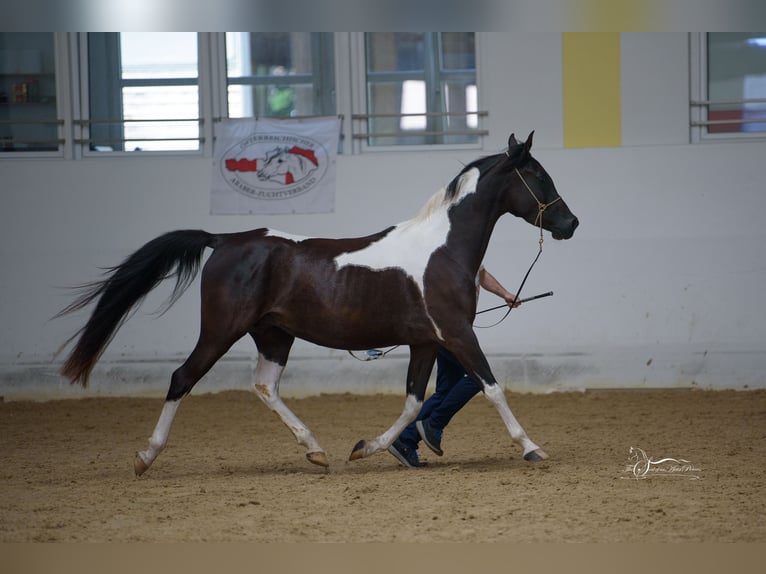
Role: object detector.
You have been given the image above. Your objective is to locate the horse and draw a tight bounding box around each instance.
[256,145,319,184]
[57,131,578,476]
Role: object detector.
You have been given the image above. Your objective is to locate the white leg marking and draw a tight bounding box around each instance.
[137,400,180,469]
[253,354,324,455]
[482,383,541,456]
[358,394,423,457]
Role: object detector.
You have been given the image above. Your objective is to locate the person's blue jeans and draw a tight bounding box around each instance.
[398,347,482,450]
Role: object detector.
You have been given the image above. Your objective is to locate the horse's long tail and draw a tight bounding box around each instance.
[56,230,218,387]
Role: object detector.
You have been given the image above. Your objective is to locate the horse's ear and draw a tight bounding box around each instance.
[506,132,527,163]
[524,131,535,152]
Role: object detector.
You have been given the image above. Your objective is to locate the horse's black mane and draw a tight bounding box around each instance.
[445,153,505,201]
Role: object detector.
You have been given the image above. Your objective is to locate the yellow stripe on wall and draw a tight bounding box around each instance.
[562,33,621,148]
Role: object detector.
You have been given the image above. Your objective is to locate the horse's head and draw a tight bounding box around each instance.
[500,132,579,240]
[257,147,290,181]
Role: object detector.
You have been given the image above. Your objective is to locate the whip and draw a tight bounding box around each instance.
[475,290,553,315]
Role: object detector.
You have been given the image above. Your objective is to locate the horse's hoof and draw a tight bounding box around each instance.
[524,448,549,462]
[133,452,150,476]
[348,439,367,461]
[306,451,329,468]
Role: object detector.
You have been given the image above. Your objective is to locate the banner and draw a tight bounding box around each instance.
[211,116,340,215]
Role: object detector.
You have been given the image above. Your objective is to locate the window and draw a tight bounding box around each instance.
[691,32,766,140]
[224,33,335,118]
[83,33,200,152]
[358,32,484,147]
[2,32,488,159]
[0,33,61,153]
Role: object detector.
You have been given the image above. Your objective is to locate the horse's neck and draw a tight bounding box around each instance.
[401,175,504,274]
[443,192,504,274]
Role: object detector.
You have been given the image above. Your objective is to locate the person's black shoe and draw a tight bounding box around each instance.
[416,419,444,456]
[387,439,427,468]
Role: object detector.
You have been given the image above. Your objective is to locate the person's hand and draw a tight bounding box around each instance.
[505,293,521,308]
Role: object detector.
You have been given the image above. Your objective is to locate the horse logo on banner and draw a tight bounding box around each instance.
[225,145,320,186]
[211,117,340,214]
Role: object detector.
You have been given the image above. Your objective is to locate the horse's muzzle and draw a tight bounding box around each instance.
[551,216,579,240]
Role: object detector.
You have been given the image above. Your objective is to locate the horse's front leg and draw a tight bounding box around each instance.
[252,352,329,467]
[482,383,548,461]
[349,343,437,461]
[448,333,548,462]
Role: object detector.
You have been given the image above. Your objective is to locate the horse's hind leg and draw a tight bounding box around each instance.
[134,400,179,476]
[251,328,328,468]
[134,333,237,476]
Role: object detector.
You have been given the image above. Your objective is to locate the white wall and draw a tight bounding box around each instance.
[1,33,765,400]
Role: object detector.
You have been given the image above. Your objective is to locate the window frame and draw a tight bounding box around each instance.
[221,32,336,120]
[0,32,67,158]
[75,32,206,158]
[690,32,766,144]
[1,32,489,161]
[349,32,486,154]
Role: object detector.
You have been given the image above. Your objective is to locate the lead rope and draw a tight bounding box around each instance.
[474,167,560,329]
[348,347,399,362]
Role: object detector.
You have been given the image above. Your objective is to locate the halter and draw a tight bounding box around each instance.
[513,166,562,249]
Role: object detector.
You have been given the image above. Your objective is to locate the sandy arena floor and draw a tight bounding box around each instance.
[1,388,764,542]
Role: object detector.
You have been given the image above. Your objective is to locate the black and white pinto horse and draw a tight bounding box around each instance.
[58,132,578,475]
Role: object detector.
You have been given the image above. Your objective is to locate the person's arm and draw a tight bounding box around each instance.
[478,268,521,308]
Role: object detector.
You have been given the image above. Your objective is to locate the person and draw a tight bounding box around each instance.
[388,267,521,468]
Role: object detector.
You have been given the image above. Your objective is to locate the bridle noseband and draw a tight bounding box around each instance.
[513,166,561,249]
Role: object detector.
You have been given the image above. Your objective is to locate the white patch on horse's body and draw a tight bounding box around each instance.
[333,169,480,338]
[335,212,448,289]
[264,229,309,242]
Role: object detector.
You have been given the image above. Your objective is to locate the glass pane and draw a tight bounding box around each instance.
[366,33,425,72]
[121,86,199,151]
[227,83,315,118]
[0,32,59,152]
[87,33,199,152]
[227,32,313,77]
[120,33,198,79]
[367,80,426,127]
[225,32,334,118]
[364,32,478,146]
[442,79,480,144]
[441,33,475,70]
[366,80,429,145]
[707,32,766,133]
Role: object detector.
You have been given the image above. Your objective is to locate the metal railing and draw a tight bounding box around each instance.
[72,118,204,148]
[0,118,65,150]
[690,98,766,128]
[351,110,489,140]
